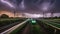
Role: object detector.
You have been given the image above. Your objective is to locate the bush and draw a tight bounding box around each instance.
[0,14,9,18]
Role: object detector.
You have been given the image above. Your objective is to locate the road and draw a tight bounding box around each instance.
[1,19,60,34]
[10,20,47,34]
[20,23,31,34]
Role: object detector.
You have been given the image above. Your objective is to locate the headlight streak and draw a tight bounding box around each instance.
[1,0,15,8]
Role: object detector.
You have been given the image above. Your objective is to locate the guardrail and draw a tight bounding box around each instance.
[41,20,60,34]
[42,20,60,30]
[0,19,30,34]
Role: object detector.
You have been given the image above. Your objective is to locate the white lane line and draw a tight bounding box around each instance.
[0,19,29,34]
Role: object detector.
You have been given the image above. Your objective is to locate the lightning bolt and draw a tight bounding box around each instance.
[21,0,24,9]
[1,0,15,8]
[42,0,56,11]
[20,0,25,10]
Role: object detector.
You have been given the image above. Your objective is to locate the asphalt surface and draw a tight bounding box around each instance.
[13,20,47,34]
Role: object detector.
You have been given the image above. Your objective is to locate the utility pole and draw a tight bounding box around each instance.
[51,9,55,17]
[43,11,44,18]
[14,10,15,17]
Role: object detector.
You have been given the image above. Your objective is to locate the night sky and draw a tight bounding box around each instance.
[0,0,60,13]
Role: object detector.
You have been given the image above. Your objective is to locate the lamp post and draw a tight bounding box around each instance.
[51,9,55,17]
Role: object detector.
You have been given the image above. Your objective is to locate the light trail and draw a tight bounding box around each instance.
[1,0,15,8]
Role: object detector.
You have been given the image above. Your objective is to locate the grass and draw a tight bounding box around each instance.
[0,18,27,27]
[31,23,44,34]
[41,19,60,29]
[10,23,26,34]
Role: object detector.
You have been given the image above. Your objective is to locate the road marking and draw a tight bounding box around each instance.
[0,19,29,34]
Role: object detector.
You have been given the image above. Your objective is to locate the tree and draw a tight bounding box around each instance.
[0,14,9,18]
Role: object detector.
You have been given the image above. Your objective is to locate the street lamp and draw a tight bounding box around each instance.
[51,9,55,17]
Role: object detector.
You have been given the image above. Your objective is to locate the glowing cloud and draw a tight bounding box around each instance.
[21,0,24,8]
[1,0,15,8]
[24,13,43,18]
[42,2,50,11]
[41,0,56,11]
[20,0,25,10]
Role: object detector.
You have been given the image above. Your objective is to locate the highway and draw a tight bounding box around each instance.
[0,19,60,34]
[9,19,48,34]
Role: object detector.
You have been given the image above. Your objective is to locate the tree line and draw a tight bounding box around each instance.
[0,14,9,18]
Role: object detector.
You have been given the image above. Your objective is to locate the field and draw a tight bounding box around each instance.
[0,18,27,33]
[40,19,60,34]
[41,19,60,29]
[0,18,27,27]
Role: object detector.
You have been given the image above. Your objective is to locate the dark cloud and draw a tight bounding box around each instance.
[0,0,60,13]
